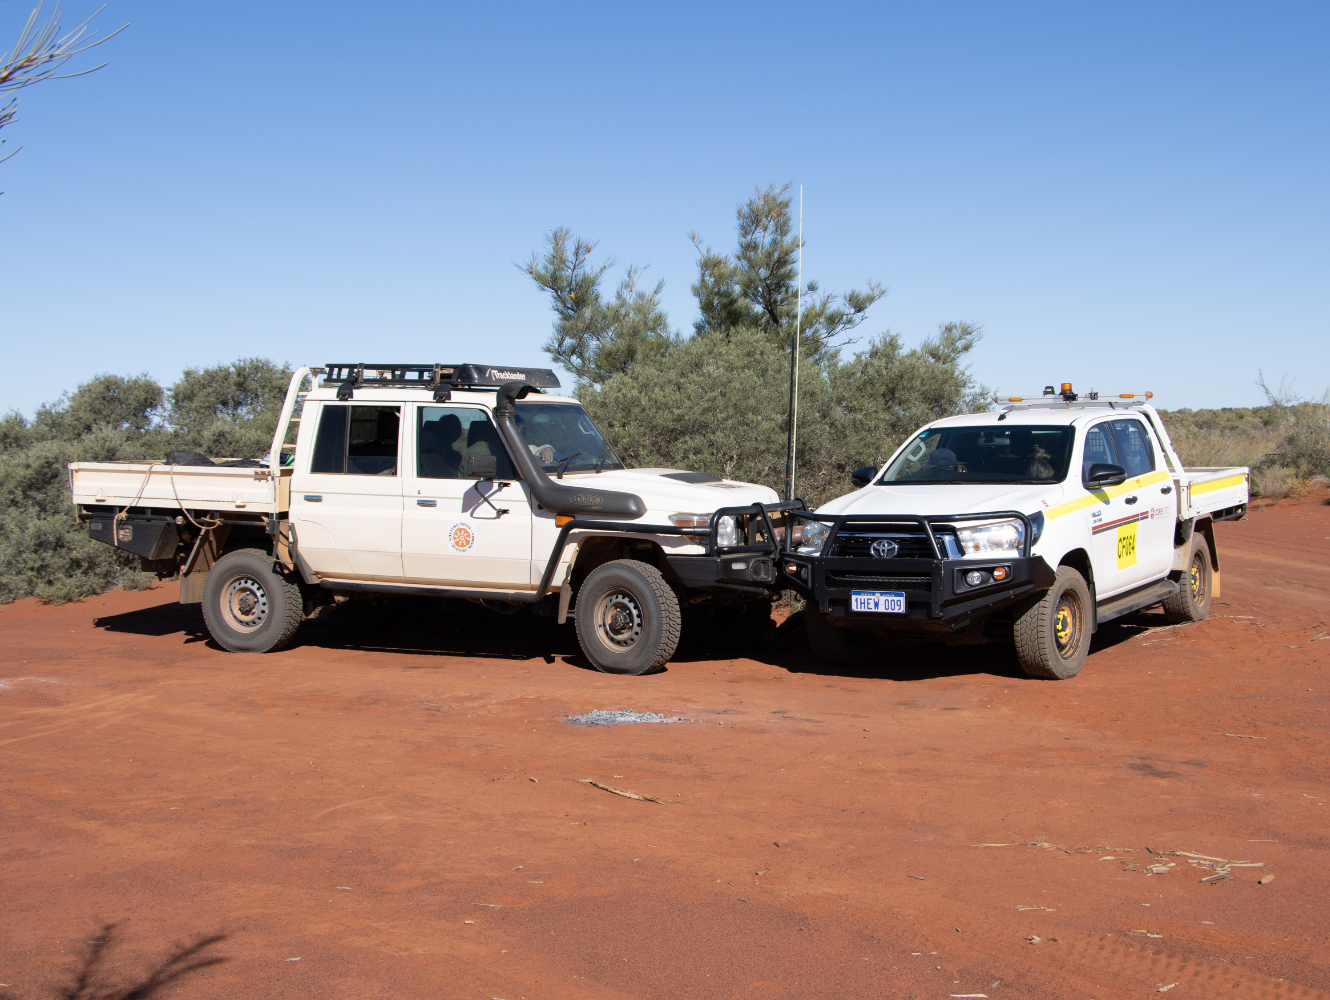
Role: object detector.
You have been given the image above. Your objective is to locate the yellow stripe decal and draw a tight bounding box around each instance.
[1189,473,1247,496]
[1046,470,1171,519]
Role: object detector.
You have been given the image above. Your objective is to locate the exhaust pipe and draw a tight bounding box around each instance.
[492,382,645,518]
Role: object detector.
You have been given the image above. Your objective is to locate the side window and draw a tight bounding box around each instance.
[309,405,401,476]
[417,406,515,480]
[1081,424,1120,482]
[1107,419,1155,478]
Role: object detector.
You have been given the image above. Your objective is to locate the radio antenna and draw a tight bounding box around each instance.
[783,185,804,502]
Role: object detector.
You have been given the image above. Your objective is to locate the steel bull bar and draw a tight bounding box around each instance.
[778,510,1056,628]
[664,499,809,594]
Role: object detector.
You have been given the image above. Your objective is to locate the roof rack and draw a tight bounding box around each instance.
[321,364,561,392]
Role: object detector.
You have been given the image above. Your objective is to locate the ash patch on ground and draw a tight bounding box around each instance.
[565,709,693,726]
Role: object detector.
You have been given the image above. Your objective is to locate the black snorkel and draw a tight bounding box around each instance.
[492,382,646,518]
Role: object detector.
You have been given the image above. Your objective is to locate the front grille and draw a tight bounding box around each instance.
[825,572,933,592]
[830,524,936,559]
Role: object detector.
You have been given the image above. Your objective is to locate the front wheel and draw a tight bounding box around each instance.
[201,548,303,653]
[574,560,681,675]
[1162,534,1212,624]
[1012,566,1092,679]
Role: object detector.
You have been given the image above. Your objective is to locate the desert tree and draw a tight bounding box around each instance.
[0,0,125,163]
[690,183,886,362]
[520,226,674,388]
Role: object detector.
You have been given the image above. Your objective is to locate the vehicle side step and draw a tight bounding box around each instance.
[1096,579,1180,625]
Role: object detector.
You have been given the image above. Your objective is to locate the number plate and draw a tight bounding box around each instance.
[850,590,906,614]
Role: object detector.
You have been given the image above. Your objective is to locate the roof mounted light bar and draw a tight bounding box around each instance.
[993,385,1154,410]
[321,364,561,395]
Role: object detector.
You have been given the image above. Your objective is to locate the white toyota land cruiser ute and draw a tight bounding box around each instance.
[69,364,797,675]
[779,384,1249,679]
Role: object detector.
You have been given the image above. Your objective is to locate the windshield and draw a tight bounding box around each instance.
[513,401,624,475]
[880,425,1075,485]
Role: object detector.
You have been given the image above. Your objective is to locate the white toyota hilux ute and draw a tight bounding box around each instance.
[779,386,1249,679]
[69,364,795,674]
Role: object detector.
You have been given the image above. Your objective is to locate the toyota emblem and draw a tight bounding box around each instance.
[870,539,899,559]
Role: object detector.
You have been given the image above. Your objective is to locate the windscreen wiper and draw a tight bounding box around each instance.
[593,450,609,474]
[555,452,583,479]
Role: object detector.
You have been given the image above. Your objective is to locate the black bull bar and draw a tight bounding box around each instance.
[774,509,1056,626]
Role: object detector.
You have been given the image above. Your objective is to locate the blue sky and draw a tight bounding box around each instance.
[2,1,1326,415]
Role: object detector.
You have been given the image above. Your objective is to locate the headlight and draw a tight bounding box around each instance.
[954,519,1025,557]
[797,519,830,554]
[715,515,739,547]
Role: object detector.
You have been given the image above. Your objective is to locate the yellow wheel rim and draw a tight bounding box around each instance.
[1055,606,1072,645]
[1054,590,1081,658]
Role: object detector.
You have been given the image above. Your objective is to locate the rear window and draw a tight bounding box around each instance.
[310,405,400,475]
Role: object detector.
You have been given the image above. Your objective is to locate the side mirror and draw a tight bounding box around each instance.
[851,465,878,488]
[467,454,498,480]
[1084,463,1126,489]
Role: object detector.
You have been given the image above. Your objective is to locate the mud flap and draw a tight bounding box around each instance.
[179,525,231,604]
[556,551,578,624]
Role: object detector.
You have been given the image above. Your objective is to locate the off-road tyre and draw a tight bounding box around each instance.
[805,606,880,669]
[201,548,303,653]
[575,559,681,675]
[1013,565,1092,680]
[1162,533,1213,624]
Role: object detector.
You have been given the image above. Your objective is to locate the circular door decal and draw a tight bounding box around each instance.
[448,522,475,552]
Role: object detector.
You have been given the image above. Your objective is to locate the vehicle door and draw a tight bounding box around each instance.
[1106,417,1175,585]
[289,401,404,580]
[1080,420,1140,599]
[401,404,534,589]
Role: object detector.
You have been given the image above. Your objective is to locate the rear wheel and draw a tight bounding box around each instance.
[1013,566,1091,679]
[805,607,881,669]
[202,548,303,653]
[1162,534,1213,624]
[575,560,681,675]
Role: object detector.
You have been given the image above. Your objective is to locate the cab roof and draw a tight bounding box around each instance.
[926,404,1152,430]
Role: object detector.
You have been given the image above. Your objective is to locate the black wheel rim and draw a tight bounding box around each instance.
[223,575,269,631]
[593,589,643,652]
[1054,589,1083,658]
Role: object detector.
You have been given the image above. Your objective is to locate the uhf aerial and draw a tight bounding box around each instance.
[783,184,804,502]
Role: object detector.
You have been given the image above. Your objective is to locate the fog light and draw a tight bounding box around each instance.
[965,570,985,587]
[992,565,1010,582]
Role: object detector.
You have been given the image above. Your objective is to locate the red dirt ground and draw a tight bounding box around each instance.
[2,489,1328,1000]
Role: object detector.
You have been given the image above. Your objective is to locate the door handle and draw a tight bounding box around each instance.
[303,495,322,502]
[416,499,437,507]
[1124,495,1139,505]
[1160,486,1173,494]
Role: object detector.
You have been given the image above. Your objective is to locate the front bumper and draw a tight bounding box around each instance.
[664,553,777,594]
[783,552,1057,628]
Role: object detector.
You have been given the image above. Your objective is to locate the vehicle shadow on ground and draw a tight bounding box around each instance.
[91,597,1181,678]
[0,922,227,1000]
[745,608,1181,682]
[90,598,582,660]
[93,602,211,643]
